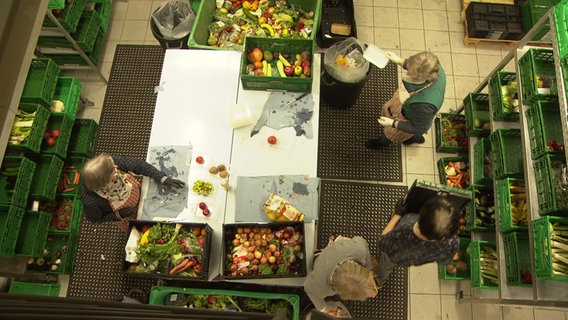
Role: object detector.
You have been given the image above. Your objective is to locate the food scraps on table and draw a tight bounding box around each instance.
[192,180,214,196]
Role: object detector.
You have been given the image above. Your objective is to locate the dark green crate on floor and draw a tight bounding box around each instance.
[525,100,564,160]
[52,77,83,121]
[437,156,470,189]
[95,0,112,32]
[489,71,519,121]
[435,113,468,153]
[464,93,491,137]
[0,205,25,257]
[40,193,83,234]
[473,137,494,187]
[503,231,533,286]
[532,216,568,282]
[43,0,88,33]
[57,156,86,195]
[466,186,496,231]
[497,178,529,233]
[470,240,499,289]
[533,153,568,215]
[490,128,524,180]
[68,118,99,158]
[15,211,52,257]
[8,280,60,297]
[27,232,78,275]
[30,154,65,202]
[7,103,51,155]
[0,156,36,209]
[438,237,471,280]
[41,113,74,160]
[20,58,60,108]
[519,48,558,103]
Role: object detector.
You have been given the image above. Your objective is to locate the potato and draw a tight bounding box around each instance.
[216,164,226,171]
[219,170,229,178]
[453,250,462,261]
[209,166,218,174]
[455,260,468,271]
[446,263,457,275]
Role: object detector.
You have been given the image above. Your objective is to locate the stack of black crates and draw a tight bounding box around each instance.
[466,1,525,40]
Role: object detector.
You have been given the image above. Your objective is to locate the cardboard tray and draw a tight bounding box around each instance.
[402,179,473,214]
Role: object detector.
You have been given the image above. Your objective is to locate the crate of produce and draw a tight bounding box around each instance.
[40,194,83,234]
[27,232,78,274]
[464,92,491,137]
[466,186,496,231]
[44,0,88,33]
[519,48,558,103]
[68,118,99,158]
[15,211,52,257]
[439,237,471,280]
[123,221,212,280]
[0,205,25,257]
[95,1,112,32]
[48,0,65,9]
[497,178,529,232]
[555,0,568,60]
[490,128,524,180]
[240,37,313,92]
[29,154,65,202]
[437,156,470,189]
[470,240,499,289]
[7,103,51,155]
[189,0,322,51]
[9,280,61,297]
[489,71,519,121]
[41,113,74,160]
[503,231,533,286]
[525,101,564,160]
[149,286,300,320]
[532,216,568,281]
[533,154,568,215]
[435,113,468,153]
[0,156,36,209]
[57,157,86,195]
[473,137,494,187]
[52,77,83,121]
[20,58,60,108]
[222,222,307,279]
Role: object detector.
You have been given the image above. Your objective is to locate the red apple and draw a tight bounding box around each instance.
[284,66,294,76]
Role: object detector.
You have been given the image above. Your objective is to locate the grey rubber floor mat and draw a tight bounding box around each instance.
[317,180,408,320]
[317,63,402,182]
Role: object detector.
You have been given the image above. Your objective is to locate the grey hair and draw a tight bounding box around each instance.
[81,154,115,191]
[406,51,440,83]
[330,260,377,301]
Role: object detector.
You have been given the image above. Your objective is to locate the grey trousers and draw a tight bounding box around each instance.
[375,250,396,284]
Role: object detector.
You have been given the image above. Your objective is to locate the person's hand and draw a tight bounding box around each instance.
[163,178,185,189]
[118,206,136,218]
[378,116,396,128]
[384,51,403,65]
[395,197,407,215]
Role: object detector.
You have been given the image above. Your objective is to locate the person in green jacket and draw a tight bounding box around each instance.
[366,51,446,149]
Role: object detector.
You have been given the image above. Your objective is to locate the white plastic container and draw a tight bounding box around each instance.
[228,103,255,129]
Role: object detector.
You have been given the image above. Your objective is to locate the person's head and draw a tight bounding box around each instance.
[405,51,440,83]
[330,260,378,301]
[417,196,459,241]
[82,154,117,191]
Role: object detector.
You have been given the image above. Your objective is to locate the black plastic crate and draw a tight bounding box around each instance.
[317,0,357,48]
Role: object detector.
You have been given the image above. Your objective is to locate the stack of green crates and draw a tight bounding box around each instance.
[518,48,558,103]
[43,0,88,33]
[489,128,524,180]
[38,10,101,53]
[489,71,519,121]
[503,231,533,286]
[463,92,491,137]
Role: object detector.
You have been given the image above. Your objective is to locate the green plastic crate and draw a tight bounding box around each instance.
[57,156,86,195]
[490,128,524,180]
[95,1,112,32]
[9,280,60,297]
[525,101,564,161]
[27,232,78,275]
[20,58,61,108]
[503,231,533,286]
[189,0,322,50]
[43,0,88,33]
[40,194,83,234]
[437,156,470,189]
[48,0,65,9]
[68,118,99,157]
[473,137,494,187]
[7,103,51,155]
[533,153,568,215]
[52,77,83,121]
[15,211,52,257]
[240,37,313,92]
[466,186,496,231]
[438,237,471,280]
[489,71,519,121]
[0,156,36,209]
[0,205,25,257]
[497,178,529,233]
[470,240,499,289]
[519,48,558,103]
[523,0,559,41]
[554,0,568,60]
[38,10,101,53]
[435,113,468,153]
[41,113,74,160]
[463,93,491,137]
[30,154,65,202]
[88,28,105,66]
[532,216,568,281]
[149,286,300,320]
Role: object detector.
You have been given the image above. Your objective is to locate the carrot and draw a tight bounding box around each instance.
[73,171,80,185]
[169,258,190,274]
[448,162,462,174]
[177,260,195,274]
[63,187,74,192]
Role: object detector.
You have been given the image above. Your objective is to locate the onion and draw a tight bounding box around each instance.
[269,244,277,252]
[273,250,280,257]
[237,227,243,234]
[260,256,268,264]
[254,250,262,259]
[268,256,276,264]
[247,245,256,252]
[246,252,254,261]
[294,244,302,252]
[243,227,251,234]
[254,239,262,247]
[232,239,240,246]
[252,258,260,265]
[230,264,238,272]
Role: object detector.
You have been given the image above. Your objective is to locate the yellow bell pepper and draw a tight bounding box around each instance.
[242,1,252,10]
[140,229,151,245]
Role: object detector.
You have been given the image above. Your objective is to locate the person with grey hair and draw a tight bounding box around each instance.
[366,51,446,149]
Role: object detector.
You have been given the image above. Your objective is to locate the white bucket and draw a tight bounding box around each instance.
[228,103,255,129]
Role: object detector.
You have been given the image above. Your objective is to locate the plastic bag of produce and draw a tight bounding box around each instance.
[152,0,196,40]
[264,193,305,222]
[324,37,369,84]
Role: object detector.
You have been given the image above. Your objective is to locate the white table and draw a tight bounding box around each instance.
[145,49,321,286]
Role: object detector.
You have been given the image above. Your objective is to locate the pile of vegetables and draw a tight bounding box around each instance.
[27,235,70,273]
[443,161,469,189]
[473,188,496,229]
[41,198,75,231]
[225,224,304,277]
[9,109,37,145]
[207,0,316,50]
[549,222,568,278]
[547,140,565,152]
[508,181,528,227]
[551,160,568,210]
[245,47,311,78]
[192,180,213,196]
[445,248,468,277]
[478,244,499,286]
[58,164,81,193]
[500,80,519,114]
[43,128,60,147]
[127,223,208,277]
[440,116,468,149]
[536,74,555,95]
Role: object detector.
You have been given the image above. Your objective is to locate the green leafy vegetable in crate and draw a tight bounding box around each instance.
[550,223,568,277]
[474,188,496,228]
[440,116,468,149]
[500,80,519,113]
[9,109,37,145]
[478,245,499,286]
[41,198,74,231]
[551,161,568,209]
[207,0,315,50]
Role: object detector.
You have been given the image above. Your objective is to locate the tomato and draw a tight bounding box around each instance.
[208,295,216,304]
[50,129,60,138]
[46,137,56,147]
[202,208,211,216]
[198,237,205,247]
[44,130,51,139]
[267,136,277,144]
[196,156,204,164]
[198,202,207,210]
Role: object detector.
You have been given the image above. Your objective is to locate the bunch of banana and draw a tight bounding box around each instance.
[510,182,528,226]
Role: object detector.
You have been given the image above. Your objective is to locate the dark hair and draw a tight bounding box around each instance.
[417,196,459,241]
